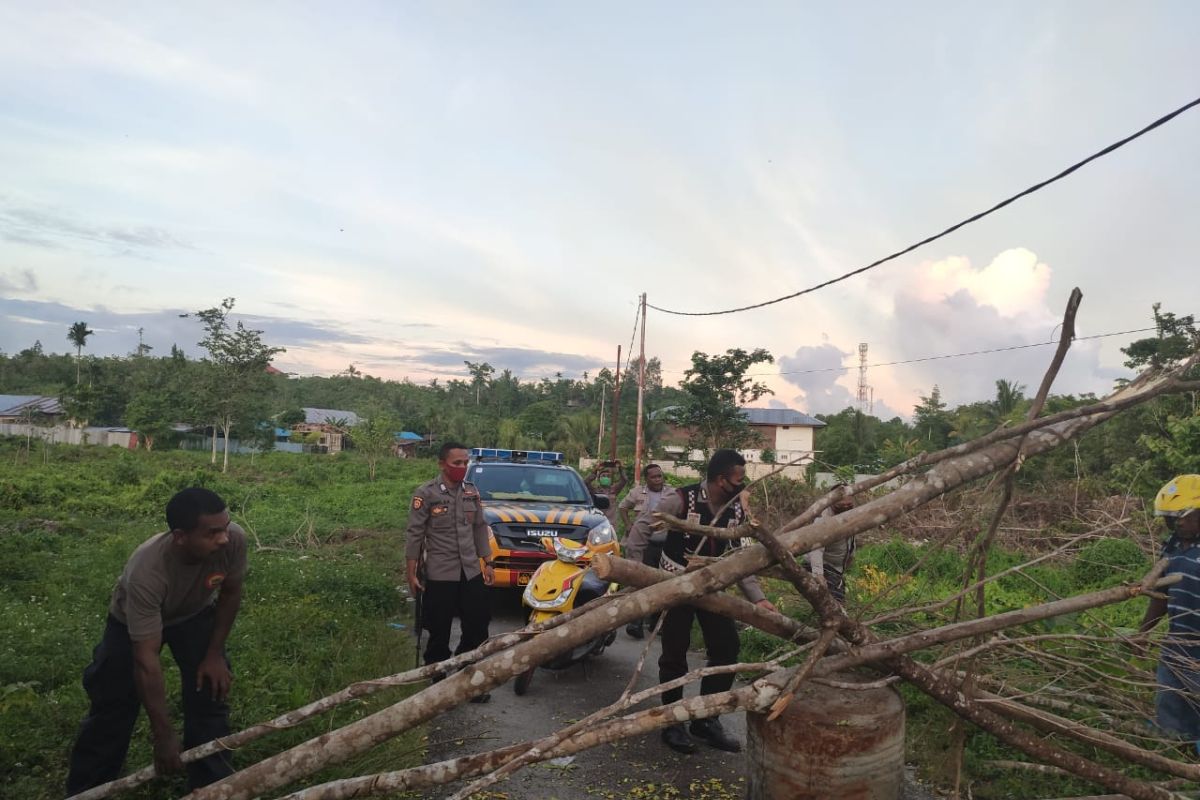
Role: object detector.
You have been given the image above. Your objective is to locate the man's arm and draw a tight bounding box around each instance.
[612,465,628,495]
[1133,594,1168,658]
[404,492,431,595]
[132,636,183,776]
[737,575,770,607]
[619,491,637,530]
[196,579,242,701]
[470,496,494,586]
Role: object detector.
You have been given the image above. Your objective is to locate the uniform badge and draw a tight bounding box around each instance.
[431,504,449,516]
[205,572,226,590]
[411,496,424,510]
[686,512,702,526]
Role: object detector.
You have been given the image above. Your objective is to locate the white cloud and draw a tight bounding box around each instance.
[904,248,1052,318]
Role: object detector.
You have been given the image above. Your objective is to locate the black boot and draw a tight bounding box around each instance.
[625,620,644,639]
[690,717,742,753]
[661,723,697,754]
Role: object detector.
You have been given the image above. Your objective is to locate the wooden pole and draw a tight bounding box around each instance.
[609,345,621,462]
[633,293,647,483]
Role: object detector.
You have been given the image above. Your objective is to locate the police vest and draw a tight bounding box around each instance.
[659,483,746,573]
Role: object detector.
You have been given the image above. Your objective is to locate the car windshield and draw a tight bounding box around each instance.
[470,464,591,503]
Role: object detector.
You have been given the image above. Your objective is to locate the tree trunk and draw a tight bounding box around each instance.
[182,366,1194,800]
[222,418,232,472]
[211,424,218,464]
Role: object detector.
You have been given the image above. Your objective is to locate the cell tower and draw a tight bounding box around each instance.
[857,343,870,414]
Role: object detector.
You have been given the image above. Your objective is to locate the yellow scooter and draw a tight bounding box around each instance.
[513,534,620,695]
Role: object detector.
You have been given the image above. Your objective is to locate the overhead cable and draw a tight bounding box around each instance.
[659,325,1163,377]
[647,95,1200,317]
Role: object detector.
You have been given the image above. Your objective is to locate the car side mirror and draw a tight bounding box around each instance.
[592,494,611,510]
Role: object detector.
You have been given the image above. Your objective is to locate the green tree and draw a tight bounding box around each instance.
[67,321,94,385]
[913,385,953,450]
[189,298,285,472]
[465,361,495,406]
[1123,303,1198,370]
[351,415,400,481]
[670,348,774,456]
[550,413,598,462]
[994,379,1026,418]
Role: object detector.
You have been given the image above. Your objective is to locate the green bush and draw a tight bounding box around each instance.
[1070,536,1151,589]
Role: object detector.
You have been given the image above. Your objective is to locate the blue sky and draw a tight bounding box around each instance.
[1,2,1198,418]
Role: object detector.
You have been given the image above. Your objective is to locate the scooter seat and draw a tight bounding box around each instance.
[575,569,609,606]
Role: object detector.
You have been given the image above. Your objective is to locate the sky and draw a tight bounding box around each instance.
[1,2,1198,420]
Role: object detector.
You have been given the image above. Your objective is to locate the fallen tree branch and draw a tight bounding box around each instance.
[66,593,617,800]
[181,361,1195,800]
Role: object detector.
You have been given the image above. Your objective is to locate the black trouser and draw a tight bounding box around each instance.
[421,572,491,665]
[658,604,739,705]
[637,540,665,629]
[66,607,233,794]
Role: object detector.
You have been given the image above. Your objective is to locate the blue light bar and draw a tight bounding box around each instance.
[470,447,563,463]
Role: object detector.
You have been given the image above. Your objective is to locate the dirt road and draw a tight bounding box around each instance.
[416,591,936,799]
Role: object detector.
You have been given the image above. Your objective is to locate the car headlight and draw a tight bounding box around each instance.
[553,538,590,563]
[587,521,615,547]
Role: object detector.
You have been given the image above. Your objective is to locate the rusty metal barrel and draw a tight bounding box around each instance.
[746,672,906,799]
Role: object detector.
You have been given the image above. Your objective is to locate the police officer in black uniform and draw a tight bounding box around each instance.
[655,449,776,754]
[405,441,495,701]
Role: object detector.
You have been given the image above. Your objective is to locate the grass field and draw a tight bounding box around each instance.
[0,441,1173,799]
[0,442,431,799]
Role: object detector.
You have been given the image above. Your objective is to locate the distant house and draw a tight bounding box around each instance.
[393,431,427,458]
[739,407,826,465]
[656,405,825,465]
[288,407,361,453]
[0,395,65,424]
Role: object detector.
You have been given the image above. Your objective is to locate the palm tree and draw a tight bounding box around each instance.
[67,321,94,384]
[550,413,598,462]
[994,379,1026,419]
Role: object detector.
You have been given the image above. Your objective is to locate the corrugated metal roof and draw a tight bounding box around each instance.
[648,405,824,427]
[0,395,41,412]
[301,407,361,426]
[0,395,65,416]
[741,407,826,427]
[395,431,424,441]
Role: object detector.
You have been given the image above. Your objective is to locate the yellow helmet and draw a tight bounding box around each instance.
[1154,475,1200,518]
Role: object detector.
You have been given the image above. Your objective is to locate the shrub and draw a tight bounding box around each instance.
[1070,536,1150,588]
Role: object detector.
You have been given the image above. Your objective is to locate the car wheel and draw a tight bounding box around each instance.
[514,668,535,696]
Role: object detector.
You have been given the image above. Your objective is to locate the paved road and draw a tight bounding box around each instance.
[416,590,937,799]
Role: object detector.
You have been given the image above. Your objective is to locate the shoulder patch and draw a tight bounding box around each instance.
[411,496,424,510]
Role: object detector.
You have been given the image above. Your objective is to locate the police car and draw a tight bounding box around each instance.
[469,448,619,589]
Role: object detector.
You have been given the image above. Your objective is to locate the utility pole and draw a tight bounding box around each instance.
[596,387,606,457]
[609,345,621,463]
[633,293,647,484]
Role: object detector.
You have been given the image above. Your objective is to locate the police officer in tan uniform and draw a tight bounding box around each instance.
[405,441,494,700]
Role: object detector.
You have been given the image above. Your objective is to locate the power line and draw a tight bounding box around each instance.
[660,326,1162,377]
[648,95,1200,317]
[622,300,640,376]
